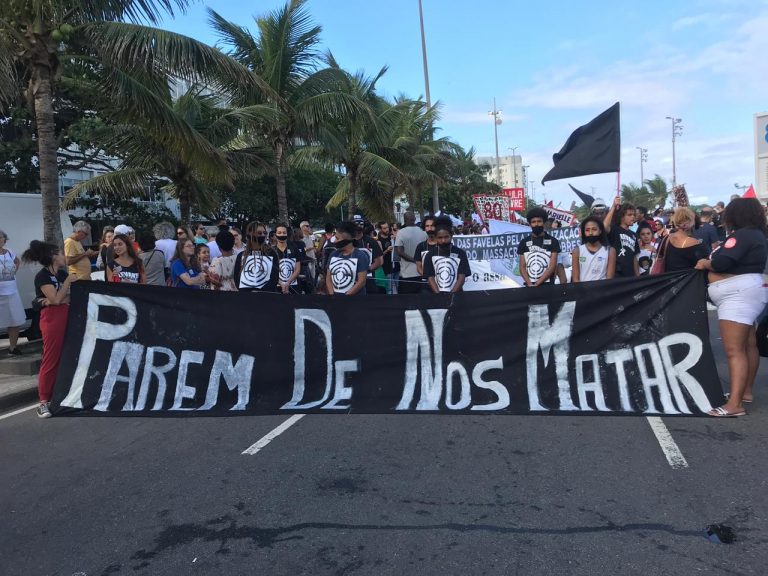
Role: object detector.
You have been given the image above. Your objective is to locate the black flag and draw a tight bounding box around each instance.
[541,103,620,184]
[568,184,595,208]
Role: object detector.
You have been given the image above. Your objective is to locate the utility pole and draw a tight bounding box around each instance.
[489,98,502,186]
[636,147,648,188]
[665,117,683,187]
[418,0,440,214]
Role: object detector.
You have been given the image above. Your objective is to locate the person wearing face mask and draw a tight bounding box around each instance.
[234,222,280,292]
[273,223,302,294]
[518,207,561,287]
[326,221,370,296]
[351,216,384,294]
[423,216,471,293]
[660,207,708,272]
[414,215,439,292]
[571,217,616,282]
[603,197,640,278]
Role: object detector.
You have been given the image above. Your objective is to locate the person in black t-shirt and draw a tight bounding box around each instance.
[377,221,395,293]
[604,197,640,277]
[352,217,383,294]
[273,223,302,294]
[695,198,768,417]
[423,216,471,293]
[234,222,280,292]
[414,215,438,292]
[518,207,561,287]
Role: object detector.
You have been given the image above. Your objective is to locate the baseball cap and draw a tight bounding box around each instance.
[591,198,607,211]
[114,224,132,235]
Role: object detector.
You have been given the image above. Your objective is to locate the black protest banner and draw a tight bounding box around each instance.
[51,271,723,416]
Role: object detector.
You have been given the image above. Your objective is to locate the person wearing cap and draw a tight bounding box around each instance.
[603,197,640,278]
[517,207,561,287]
[423,216,471,293]
[352,216,383,294]
[326,221,370,296]
[694,205,721,253]
[590,198,608,220]
[64,221,96,280]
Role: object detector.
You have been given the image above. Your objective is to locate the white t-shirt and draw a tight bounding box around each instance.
[0,250,19,296]
[395,225,428,278]
[576,244,610,281]
[207,240,222,260]
[154,238,177,268]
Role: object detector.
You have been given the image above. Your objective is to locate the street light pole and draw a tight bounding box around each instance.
[417,0,440,214]
[665,117,683,187]
[636,146,648,188]
[489,98,502,186]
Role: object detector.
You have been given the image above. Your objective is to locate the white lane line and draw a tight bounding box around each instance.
[646,416,688,469]
[0,404,37,422]
[242,414,305,455]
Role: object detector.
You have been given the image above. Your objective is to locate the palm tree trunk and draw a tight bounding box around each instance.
[275,141,289,224]
[347,169,358,217]
[32,74,64,247]
[179,188,191,225]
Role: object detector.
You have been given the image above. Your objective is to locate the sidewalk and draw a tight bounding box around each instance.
[0,373,38,410]
[0,338,42,410]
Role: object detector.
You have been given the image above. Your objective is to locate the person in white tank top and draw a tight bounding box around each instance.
[571,216,616,282]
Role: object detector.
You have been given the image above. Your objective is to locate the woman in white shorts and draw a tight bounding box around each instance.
[0,229,26,355]
[696,198,768,416]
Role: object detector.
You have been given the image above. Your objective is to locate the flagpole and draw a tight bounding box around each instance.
[616,172,621,198]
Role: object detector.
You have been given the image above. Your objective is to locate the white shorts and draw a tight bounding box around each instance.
[0,290,26,329]
[708,273,768,325]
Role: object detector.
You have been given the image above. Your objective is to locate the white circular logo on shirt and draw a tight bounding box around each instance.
[434,255,458,292]
[329,257,356,293]
[279,258,296,283]
[241,254,271,289]
[526,249,550,282]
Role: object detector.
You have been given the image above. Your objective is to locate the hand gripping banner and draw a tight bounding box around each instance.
[51,271,724,416]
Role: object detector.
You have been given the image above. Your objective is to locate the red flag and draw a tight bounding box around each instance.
[743,185,757,198]
[546,200,554,207]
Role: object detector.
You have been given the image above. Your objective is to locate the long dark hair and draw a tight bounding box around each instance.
[171,238,199,271]
[22,240,59,267]
[724,198,768,235]
[243,221,273,259]
[111,233,144,274]
[580,216,608,246]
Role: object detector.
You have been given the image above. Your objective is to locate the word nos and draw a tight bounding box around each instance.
[59,294,254,412]
[285,304,714,414]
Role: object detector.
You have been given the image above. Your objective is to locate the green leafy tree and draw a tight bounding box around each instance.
[0,0,267,243]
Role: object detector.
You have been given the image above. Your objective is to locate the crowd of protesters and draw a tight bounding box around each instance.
[2,193,767,419]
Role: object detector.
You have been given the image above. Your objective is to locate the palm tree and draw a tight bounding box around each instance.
[643,174,670,210]
[209,0,366,224]
[64,87,275,223]
[0,0,267,244]
[293,56,404,218]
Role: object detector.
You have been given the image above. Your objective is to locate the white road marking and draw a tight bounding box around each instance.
[646,416,688,469]
[0,404,37,421]
[242,414,305,455]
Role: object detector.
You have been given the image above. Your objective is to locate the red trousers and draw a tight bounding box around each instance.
[38,305,69,403]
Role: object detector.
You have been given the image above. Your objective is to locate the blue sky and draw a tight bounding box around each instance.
[163,0,768,209]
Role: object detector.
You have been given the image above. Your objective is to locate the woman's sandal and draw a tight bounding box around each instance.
[708,406,747,417]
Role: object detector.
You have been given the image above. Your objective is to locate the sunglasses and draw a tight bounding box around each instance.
[177,231,185,235]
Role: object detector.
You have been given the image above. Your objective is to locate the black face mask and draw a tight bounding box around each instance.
[584,235,602,244]
[256,235,266,244]
[426,230,436,238]
[532,225,545,235]
[275,235,288,242]
[335,239,353,249]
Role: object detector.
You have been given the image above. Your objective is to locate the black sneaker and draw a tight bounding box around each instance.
[36,402,52,419]
[8,348,23,356]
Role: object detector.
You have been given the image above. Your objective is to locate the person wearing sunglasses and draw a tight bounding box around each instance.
[234,222,279,292]
[193,223,208,245]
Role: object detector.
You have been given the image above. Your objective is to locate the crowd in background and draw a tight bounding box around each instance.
[1,193,767,419]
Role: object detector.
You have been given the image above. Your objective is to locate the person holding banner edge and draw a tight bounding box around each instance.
[571,217,616,282]
[518,207,560,287]
[423,216,471,293]
[603,197,640,277]
[695,197,768,417]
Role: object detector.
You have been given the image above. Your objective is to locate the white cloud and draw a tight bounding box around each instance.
[442,108,526,125]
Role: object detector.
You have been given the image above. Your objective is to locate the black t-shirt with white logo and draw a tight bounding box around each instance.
[423,245,472,292]
[608,227,640,277]
[517,233,561,284]
[234,249,280,291]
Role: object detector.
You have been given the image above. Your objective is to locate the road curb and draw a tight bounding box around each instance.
[0,385,38,412]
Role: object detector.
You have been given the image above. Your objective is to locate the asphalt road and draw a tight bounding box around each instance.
[1,312,767,576]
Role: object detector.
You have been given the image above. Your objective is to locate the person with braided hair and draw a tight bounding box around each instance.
[234,222,279,292]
